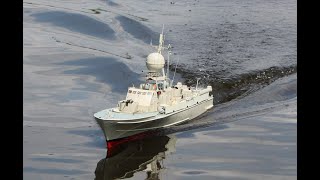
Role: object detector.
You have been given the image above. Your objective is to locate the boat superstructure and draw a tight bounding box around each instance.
[94,27,214,142]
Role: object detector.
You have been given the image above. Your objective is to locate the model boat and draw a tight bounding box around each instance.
[94,28,214,144]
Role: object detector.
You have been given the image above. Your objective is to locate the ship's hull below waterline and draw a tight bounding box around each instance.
[95,99,213,141]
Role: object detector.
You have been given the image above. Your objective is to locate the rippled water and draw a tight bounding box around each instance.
[23,0,296,179]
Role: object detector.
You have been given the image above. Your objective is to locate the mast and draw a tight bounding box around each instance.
[167,51,170,80]
[196,78,201,91]
[171,56,179,86]
[157,24,165,54]
[158,24,166,78]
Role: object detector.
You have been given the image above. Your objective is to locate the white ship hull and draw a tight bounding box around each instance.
[95,97,213,141]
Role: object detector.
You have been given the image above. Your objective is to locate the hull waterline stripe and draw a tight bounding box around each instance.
[115,118,190,132]
[162,118,189,127]
[116,118,159,124]
[206,104,214,110]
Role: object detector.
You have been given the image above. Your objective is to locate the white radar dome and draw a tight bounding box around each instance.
[146,52,165,72]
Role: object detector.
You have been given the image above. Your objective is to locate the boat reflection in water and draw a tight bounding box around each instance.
[95,135,177,180]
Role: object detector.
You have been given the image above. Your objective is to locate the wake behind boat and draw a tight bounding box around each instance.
[94,27,214,143]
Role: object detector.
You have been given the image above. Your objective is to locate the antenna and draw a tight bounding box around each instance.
[166,50,171,80]
[161,24,164,34]
[196,78,201,91]
[155,78,158,91]
[171,56,180,86]
[157,24,165,54]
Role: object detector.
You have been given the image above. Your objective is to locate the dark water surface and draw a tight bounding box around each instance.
[24,0,296,179]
